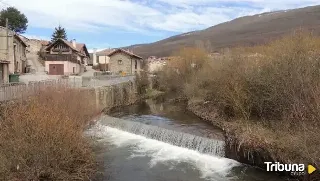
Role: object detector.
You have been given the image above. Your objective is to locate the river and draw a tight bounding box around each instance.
[87,99,284,181]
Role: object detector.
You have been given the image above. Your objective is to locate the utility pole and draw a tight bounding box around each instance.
[104,52,107,72]
[6,18,9,61]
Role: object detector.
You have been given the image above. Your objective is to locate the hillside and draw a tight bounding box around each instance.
[124,5,320,58]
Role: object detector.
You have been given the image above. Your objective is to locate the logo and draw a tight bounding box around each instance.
[308,165,316,174]
[264,162,317,176]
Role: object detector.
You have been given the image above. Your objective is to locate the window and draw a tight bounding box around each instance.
[73,67,75,73]
[118,59,123,65]
[135,59,137,69]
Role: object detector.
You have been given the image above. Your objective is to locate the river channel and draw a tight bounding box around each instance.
[87,99,284,181]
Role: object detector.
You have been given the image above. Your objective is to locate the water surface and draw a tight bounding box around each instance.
[88,100,284,181]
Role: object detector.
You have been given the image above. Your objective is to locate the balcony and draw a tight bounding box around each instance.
[44,54,80,64]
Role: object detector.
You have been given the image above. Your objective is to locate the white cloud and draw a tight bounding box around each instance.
[23,34,50,40]
[3,0,320,34]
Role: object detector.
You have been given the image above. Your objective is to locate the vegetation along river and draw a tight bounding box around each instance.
[87,99,284,181]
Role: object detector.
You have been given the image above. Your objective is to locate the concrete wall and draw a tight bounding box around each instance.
[109,52,141,75]
[45,61,81,75]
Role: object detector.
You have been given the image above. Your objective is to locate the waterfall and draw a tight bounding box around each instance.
[99,116,225,157]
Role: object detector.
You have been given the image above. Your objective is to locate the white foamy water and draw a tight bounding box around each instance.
[87,122,241,180]
[99,116,225,157]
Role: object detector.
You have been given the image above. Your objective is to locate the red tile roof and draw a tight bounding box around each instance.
[96,48,115,56]
[40,40,50,46]
[108,48,142,59]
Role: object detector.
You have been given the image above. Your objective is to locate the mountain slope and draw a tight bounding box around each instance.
[124,5,320,58]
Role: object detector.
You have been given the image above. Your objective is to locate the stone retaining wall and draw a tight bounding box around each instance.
[92,81,138,112]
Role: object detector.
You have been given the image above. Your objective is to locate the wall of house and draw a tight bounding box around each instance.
[45,61,81,75]
[92,55,97,66]
[83,57,88,65]
[13,38,27,73]
[97,55,110,64]
[130,57,142,74]
[0,63,9,84]
[0,28,14,74]
[109,53,141,75]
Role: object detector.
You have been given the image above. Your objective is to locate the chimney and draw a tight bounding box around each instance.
[71,39,76,48]
[93,48,98,66]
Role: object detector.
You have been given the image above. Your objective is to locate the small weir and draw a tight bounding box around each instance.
[87,103,284,181]
[88,118,284,181]
[99,116,225,157]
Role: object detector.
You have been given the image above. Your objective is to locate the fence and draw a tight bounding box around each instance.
[0,76,136,102]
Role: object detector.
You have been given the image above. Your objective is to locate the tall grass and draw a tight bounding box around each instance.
[158,32,320,166]
[0,87,97,180]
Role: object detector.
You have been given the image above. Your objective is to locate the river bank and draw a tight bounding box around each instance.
[0,81,138,180]
[150,34,320,180]
[187,100,319,181]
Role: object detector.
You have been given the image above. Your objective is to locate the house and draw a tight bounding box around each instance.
[13,35,28,74]
[43,39,90,75]
[108,49,143,75]
[0,27,27,84]
[92,48,143,75]
[93,48,115,71]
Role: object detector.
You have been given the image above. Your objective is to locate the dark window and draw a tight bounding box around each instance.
[135,59,137,69]
[118,59,122,65]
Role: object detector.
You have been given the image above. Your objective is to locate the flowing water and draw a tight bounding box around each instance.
[87,100,284,181]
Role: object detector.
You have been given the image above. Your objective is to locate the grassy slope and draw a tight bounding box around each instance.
[123,5,320,58]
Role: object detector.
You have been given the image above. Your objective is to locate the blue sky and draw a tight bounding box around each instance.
[2,0,320,52]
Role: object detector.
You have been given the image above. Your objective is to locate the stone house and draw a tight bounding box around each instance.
[0,27,27,84]
[108,49,143,75]
[92,48,143,75]
[43,39,90,75]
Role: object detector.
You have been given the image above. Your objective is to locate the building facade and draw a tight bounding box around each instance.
[43,39,90,75]
[108,49,143,75]
[0,27,27,84]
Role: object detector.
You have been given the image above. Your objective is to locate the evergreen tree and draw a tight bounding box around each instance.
[0,7,28,33]
[51,25,67,42]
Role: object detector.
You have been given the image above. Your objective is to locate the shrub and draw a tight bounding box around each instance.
[135,71,149,96]
[0,87,97,180]
[158,31,320,165]
[184,32,320,125]
[156,47,209,94]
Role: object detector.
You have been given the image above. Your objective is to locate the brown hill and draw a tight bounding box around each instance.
[123,5,320,58]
